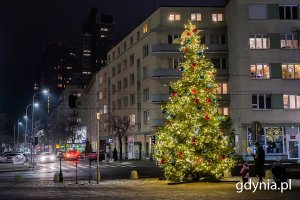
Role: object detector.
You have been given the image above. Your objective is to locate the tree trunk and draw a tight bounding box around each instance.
[118,136,122,160]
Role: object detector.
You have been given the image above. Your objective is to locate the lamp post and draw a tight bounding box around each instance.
[31,89,48,168]
[96,112,100,184]
[24,103,38,152]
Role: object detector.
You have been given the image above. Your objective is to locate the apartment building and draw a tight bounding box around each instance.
[91,1,300,161]
[227,0,300,161]
[96,6,229,160]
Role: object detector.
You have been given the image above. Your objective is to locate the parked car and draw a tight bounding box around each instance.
[65,150,80,161]
[1,152,24,163]
[39,152,55,163]
[88,151,105,161]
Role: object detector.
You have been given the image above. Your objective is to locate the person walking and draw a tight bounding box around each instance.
[113,148,118,161]
[252,142,265,182]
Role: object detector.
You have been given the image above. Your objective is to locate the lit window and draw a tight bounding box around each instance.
[129,114,135,126]
[212,13,223,21]
[281,34,299,49]
[218,107,229,115]
[216,83,228,94]
[282,64,300,79]
[99,92,103,100]
[250,64,270,79]
[283,95,300,109]
[143,24,148,33]
[252,94,271,109]
[249,34,268,49]
[169,13,181,21]
[103,105,108,114]
[191,13,201,21]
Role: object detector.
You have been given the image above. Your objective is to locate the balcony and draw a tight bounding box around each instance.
[152,68,181,79]
[152,44,180,54]
[151,94,170,103]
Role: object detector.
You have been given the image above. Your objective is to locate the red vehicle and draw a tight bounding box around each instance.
[88,151,105,161]
[65,150,80,161]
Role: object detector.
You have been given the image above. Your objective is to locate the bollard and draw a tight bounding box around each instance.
[265,169,273,179]
[14,173,22,183]
[54,172,59,182]
[130,170,138,180]
[223,170,232,178]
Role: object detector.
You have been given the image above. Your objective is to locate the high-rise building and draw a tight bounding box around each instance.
[77,8,113,87]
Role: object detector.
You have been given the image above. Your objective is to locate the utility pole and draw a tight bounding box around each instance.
[96,112,100,184]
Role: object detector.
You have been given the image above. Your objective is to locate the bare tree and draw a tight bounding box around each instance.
[105,115,132,160]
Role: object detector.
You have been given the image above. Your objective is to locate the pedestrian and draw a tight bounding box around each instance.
[240,162,249,185]
[113,148,118,161]
[251,142,265,182]
[106,147,112,161]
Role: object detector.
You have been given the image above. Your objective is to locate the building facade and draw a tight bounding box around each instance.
[227,0,300,161]
[89,1,300,161]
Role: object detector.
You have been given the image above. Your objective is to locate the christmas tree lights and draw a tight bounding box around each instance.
[154,22,236,182]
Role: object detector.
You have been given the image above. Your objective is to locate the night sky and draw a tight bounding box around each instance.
[0,0,225,123]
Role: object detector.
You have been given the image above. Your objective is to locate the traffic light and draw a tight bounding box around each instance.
[69,94,77,108]
[34,137,38,145]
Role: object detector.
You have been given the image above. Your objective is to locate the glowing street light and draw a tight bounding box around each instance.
[30,89,48,167]
[24,103,39,145]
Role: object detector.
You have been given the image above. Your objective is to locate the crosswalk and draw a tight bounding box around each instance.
[39,162,137,172]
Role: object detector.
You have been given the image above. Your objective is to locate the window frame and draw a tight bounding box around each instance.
[252,94,272,110]
[250,64,270,79]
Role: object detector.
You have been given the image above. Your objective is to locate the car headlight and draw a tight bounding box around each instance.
[50,156,55,160]
[41,157,45,161]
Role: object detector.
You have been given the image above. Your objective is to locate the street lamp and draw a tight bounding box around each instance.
[31,89,48,167]
[24,103,39,149]
[96,112,101,184]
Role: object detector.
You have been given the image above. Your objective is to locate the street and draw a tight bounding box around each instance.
[0,158,163,182]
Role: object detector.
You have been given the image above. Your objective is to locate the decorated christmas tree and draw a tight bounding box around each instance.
[154,22,236,182]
